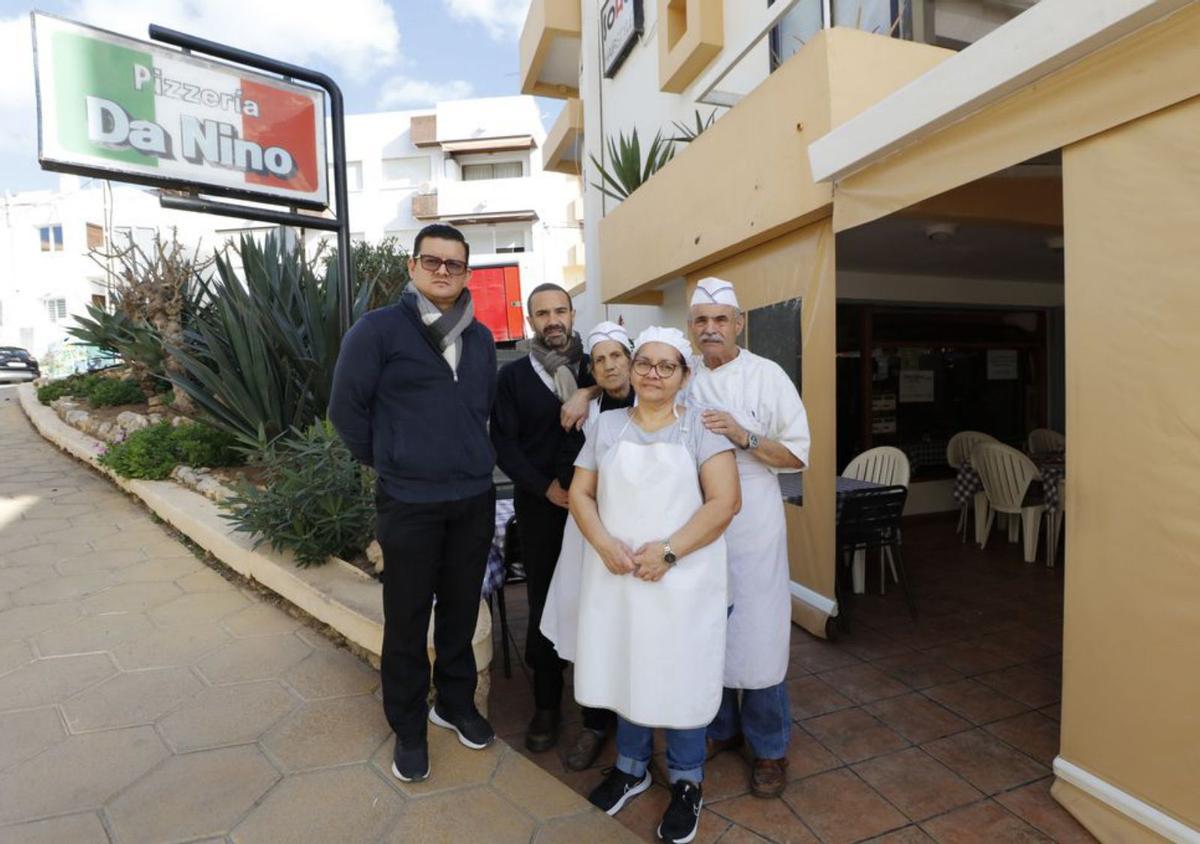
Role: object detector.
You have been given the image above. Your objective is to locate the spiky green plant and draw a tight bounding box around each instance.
[589,128,676,202]
[670,109,719,143]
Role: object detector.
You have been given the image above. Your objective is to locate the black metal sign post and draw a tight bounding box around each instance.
[147,25,354,333]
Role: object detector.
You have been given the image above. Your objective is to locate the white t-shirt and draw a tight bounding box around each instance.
[575,406,734,473]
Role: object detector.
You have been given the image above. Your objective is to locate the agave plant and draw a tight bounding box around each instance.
[670,109,719,143]
[590,127,676,202]
[164,234,375,450]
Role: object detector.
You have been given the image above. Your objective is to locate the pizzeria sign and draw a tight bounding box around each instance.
[32,12,329,208]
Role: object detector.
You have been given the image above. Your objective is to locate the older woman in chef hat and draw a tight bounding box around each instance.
[541,320,636,771]
[569,326,740,844]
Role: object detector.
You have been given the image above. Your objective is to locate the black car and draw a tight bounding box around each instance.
[0,347,40,382]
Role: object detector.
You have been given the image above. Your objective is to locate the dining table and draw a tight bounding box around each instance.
[780,473,886,592]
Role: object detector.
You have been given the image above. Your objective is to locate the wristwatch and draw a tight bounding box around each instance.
[662,541,677,566]
[744,433,760,451]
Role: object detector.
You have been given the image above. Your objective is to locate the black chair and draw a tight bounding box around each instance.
[489,514,526,678]
[835,485,916,633]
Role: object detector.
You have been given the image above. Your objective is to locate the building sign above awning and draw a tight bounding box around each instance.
[601,0,643,78]
[32,12,329,208]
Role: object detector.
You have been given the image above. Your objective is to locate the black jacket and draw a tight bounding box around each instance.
[329,301,497,503]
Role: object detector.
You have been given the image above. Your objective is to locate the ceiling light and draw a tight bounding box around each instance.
[924,222,958,242]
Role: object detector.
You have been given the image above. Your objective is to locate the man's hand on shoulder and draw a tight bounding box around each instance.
[560,386,600,431]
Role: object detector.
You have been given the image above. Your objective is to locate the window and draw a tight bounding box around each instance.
[461,161,525,181]
[346,161,363,192]
[381,156,431,187]
[86,223,105,250]
[45,298,67,322]
[494,228,527,254]
[458,226,529,255]
[39,225,64,252]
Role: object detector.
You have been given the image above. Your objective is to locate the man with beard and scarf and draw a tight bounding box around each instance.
[330,223,497,785]
[491,283,596,753]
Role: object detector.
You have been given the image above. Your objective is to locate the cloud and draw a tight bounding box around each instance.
[377,76,474,109]
[443,0,531,39]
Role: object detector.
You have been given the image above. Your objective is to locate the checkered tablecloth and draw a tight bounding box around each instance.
[482,498,515,598]
[952,460,1066,513]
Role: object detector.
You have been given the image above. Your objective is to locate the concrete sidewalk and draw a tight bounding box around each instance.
[0,386,633,844]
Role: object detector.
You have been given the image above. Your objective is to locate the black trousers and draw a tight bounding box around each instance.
[514,490,570,710]
[377,487,495,744]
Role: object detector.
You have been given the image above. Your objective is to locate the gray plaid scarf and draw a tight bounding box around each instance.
[530,331,584,403]
[404,286,474,355]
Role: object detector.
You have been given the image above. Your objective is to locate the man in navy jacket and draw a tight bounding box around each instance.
[330,223,497,784]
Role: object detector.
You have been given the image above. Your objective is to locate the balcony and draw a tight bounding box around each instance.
[413,179,540,225]
[410,114,438,148]
[543,99,584,176]
[519,0,582,99]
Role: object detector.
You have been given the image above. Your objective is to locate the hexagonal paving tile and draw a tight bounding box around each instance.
[0,653,115,712]
[81,581,183,614]
[62,666,204,732]
[176,567,234,593]
[113,556,202,584]
[370,724,502,797]
[222,603,303,637]
[20,504,96,521]
[106,745,279,844]
[282,649,379,700]
[0,640,34,676]
[492,747,592,821]
[109,622,231,670]
[0,707,66,772]
[0,725,168,824]
[5,542,94,566]
[159,680,298,753]
[383,785,536,844]
[0,602,81,645]
[36,612,154,657]
[231,765,403,844]
[0,811,109,843]
[55,550,147,576]
[195,634,312,685]
[89,527,176,553]
[263,695,390,772]
[0,565,56,594]
[149,590,251,626]
[11,572,115,606]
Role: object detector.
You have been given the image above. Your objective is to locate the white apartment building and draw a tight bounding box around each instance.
[217,95,586,342]
[0,175,208,370]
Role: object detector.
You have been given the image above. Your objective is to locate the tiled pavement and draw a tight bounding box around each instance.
[0,386,636,844]
[491,513,1098,843]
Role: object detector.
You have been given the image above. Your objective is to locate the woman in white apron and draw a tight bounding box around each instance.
[569,327,740,844]
[541,321,635,771]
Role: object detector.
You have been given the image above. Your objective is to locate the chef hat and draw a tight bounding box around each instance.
[690,276,739,309]
[633,326,693,361]
[585,321,632,355]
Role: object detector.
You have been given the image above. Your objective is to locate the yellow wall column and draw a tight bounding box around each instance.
[1056,95,1200,841]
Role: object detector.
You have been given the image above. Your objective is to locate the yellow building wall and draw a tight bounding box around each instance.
[686,221,837,637]
[1058,95,1200,839]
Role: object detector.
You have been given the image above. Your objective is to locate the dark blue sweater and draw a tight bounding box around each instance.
[329,301,497,503]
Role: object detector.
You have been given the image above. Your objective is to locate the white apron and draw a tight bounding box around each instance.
[687,396,792,690]
[573,415,728,729]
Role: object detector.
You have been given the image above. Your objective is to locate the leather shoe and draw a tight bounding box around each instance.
[751,757,788,798]
[525,708,560,753]
[564,728,607,771]
[704,733,744,761]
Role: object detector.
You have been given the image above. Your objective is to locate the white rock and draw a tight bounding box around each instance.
[65,409,90,427]
[116,411,150,432]
[366,541,384,574]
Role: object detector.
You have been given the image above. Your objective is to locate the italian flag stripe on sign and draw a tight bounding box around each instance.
[241,79,319,193]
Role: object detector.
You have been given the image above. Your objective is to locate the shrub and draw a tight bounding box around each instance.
[37,373,103,405]
[86,378,146,407]
[99,421,244,480]
[221,420,374,567]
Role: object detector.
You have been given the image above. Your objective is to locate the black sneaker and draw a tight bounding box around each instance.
[428,704,495,750]
[587,767,651,816]
[391,737,429,782]
[657,780,703,843]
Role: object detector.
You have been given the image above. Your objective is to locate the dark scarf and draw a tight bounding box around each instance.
[530,331,584,402]
[403,286,474,355]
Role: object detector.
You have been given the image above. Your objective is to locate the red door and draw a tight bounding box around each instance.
[468,265,524,342]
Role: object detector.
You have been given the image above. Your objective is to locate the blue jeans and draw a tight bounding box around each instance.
[615,717,705,784]
[707,684,790,759]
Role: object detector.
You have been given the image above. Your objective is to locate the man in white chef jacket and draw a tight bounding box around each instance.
[687,276,810,799]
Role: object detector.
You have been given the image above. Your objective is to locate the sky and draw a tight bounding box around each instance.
[0,0,547,192]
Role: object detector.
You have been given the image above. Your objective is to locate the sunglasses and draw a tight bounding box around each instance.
[416,254,469,276]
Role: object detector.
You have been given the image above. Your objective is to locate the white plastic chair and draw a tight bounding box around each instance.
[843,447,910,593]
[971,442,1047,563]
[1027,428,1065,456]
[946,431,998,542]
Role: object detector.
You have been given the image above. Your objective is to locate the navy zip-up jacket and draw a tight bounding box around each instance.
[328,300,497,503]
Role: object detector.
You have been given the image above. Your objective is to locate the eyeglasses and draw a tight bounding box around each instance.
[632,358,680,378]
[416,254,469,276]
